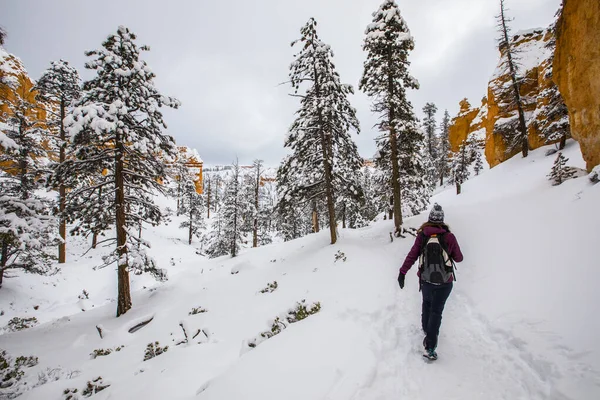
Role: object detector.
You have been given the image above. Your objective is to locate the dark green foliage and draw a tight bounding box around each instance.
[286,300,321,323]
[188,307,208,316]
[334,251,347,263]
[259,281,278,294]
[248,300,322,348]
[5,317,38,332]
[143,342,168,361]
[0,350,39,398]
[81,376,110,397]
[548,152,576,186]
[90,346,124,359]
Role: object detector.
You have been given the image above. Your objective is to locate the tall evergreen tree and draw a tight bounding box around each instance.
[496,0,529,157]
[437,110,451,185]
[422,102,438,159]
[35,60,81,264]
[208,161,246,257]
[278,18,362,244]
[52,26,179,316]
[179,180,205,245]
[360,0,419,233]
[0,96,57,287]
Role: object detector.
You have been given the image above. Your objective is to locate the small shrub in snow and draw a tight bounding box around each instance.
[78,290,89,300]
[63,388,80,400]
[90,346,124,360]
[188,307,208,316]
[247,300,322,348]
[259,281,278,293]
[143,342,168,361]
[0,350,39,399]
[81,376,110,397]
[548,152,576,186]
[334,251,347,263]
[287,300,321,323]
[5,317,38,332]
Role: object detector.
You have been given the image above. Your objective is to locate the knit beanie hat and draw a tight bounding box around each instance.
[428,203,444,224]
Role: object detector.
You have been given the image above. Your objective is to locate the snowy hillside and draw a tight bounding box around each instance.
[1,140,599,399]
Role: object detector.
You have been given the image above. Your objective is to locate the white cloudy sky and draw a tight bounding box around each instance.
[3,0,560,165]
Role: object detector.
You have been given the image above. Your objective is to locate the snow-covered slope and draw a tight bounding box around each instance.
[1,140,599,400]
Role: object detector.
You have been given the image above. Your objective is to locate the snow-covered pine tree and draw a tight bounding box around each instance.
[0,96,57,287]
[278,18,362,244]
[422,102,438,159]
[179,180,205,245]
[548,152,575,186]
[360,0,420,233]
[437,110,451,186]
[34,60,81,264]
[469,136,485,176]
[451,139,471,195]
[53,26,179,316]
[496,0,529,157]
[208,160,247,258]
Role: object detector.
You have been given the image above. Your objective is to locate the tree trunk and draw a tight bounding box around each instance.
[188,205,193,245]
[387,48,403,233]
[388,195,394,220]
[559,133,566,150]
[232,176,238,257]
[312,200,320,233]
[253,165,260,248]
[0,239,8,288]
[206,178,211,219]
[115,137,131,317]
[312,60,336,244]
[58,99,66,263]
[456,181,461,195]
[500,2,529,158]
[342,203,346,229]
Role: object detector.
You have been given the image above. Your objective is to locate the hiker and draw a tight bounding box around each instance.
[397,203,463,360]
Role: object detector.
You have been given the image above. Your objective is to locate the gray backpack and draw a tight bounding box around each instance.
[419,233,455,284]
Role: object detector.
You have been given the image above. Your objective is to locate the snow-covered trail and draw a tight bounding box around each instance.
[310,227,572,400]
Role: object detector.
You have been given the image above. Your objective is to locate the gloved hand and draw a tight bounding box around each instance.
[398,273,405,289]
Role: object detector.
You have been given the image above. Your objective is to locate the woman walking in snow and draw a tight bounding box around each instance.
[397,203,463,360]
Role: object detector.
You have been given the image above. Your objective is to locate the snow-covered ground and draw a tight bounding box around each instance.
[1,140,599,400]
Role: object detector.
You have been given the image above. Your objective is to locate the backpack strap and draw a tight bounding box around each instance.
[437,233,458,281]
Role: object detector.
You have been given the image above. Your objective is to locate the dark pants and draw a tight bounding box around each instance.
[421,281,453,350]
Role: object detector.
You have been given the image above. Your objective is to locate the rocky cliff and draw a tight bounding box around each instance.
[450,28,570,168]
[554,0,600,172]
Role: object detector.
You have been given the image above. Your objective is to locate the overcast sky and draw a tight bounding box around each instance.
[3,0,560,166]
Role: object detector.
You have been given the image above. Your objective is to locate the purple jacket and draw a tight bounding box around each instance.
[399,226,463,282]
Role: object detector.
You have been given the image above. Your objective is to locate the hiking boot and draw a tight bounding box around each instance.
[423,348,438,360]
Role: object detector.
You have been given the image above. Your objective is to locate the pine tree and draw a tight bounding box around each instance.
[251,159,263,247]
[360,0,420,233]
[209,161,246,257]
[52,26,179,317]
[422,102,438,160]
[496,0,529,157]
[179,180,205,245]
[451,139,471,195]
[278,18,362,244]
[0,27,5,46]
[0,97,57,287]
[35,60,81,264]
[438,110,451,185]
[548,152,575,186]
